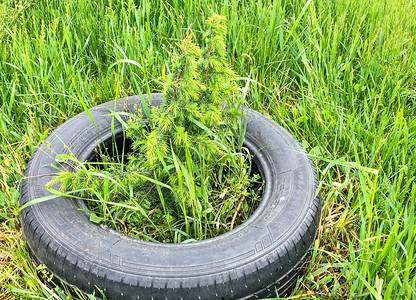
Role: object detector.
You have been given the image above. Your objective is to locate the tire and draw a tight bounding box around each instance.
[20,93,321,300]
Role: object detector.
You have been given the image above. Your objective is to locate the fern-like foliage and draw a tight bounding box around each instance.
[127,13,240,205]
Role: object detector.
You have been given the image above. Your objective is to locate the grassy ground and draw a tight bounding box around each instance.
[0,0,415,299]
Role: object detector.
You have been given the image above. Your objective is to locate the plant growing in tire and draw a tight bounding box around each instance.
[20,14,321,300]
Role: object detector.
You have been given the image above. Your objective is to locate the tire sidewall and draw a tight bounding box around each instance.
[20,94,320,299]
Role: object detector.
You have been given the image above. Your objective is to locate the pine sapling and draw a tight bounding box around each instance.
[50,13,262,242]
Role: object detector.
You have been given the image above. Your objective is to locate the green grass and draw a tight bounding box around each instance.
[1,0,415,298]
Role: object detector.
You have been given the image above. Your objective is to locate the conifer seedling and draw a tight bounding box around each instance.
[51,13,262,243]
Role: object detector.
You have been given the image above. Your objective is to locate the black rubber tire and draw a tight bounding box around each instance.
[20,93,321,300]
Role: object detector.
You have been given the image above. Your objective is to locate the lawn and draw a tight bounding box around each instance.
[1,0,415,299]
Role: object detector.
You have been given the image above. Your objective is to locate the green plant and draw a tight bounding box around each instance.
[48,13,262,243]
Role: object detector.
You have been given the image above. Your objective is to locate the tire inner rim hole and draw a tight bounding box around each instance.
[81,133,264,243]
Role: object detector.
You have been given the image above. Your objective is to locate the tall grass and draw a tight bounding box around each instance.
[1,0,415,298]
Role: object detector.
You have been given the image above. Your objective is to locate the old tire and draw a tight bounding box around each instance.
[20,93,321,299]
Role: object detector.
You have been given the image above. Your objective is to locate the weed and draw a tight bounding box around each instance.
[44,13,262,243]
